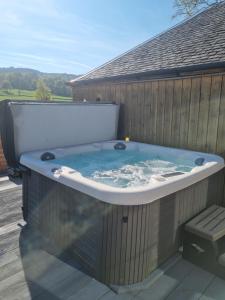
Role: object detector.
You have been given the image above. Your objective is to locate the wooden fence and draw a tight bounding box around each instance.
[73,73,225,157]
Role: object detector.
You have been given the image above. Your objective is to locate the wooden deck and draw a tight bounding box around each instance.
[1,178,225,300]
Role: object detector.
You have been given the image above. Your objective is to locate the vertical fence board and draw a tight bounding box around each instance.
[163,80,174,146]
[143,81,152,142]
[179,78,192,148]
[171,79,182,147]
[196,76,212,151]
[138,82,146,142]
[206,75,222,153]
[130,83,137,140]
[217,76,225,155]
[156,80,166,145]
[187,77,201,149]
[151,81,159,144]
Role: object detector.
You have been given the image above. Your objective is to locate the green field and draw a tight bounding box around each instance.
[0,89,72,101]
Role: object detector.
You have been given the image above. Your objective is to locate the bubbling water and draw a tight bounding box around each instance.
[53,150,195,188]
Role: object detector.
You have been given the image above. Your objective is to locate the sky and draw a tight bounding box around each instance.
[0,0,181,75]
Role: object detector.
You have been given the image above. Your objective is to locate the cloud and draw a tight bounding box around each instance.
[0,0,61,20]
[0,11,22,26]
[0,50,92,71]
[0,0,147,73]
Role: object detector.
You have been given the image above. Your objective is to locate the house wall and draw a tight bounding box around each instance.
[72,72,225,157]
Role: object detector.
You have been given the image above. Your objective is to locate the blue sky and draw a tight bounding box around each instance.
[0,0,181,75]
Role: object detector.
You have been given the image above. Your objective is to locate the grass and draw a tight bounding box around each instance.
[0,89,72,101]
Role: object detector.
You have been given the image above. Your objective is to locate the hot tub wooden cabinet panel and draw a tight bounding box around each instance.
[23,170,224,286]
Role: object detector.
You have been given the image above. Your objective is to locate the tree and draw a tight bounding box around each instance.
[1,80,12,89]
[173,0,223,18]
[0,67,76,97]
[35,79,51,101]
[1,80,12,94]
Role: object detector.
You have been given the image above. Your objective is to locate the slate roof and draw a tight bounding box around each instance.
[71,2,225,83]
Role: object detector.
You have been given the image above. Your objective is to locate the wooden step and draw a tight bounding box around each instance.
[185,205,225,241]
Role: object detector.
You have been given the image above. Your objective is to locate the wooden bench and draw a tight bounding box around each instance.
[185,205,225,242]
[183,205,225,279]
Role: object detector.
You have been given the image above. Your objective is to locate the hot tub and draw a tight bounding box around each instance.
[1,101,224,286]
[20,140,224,286]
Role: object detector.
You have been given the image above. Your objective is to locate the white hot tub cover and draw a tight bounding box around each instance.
[0,100,120,170]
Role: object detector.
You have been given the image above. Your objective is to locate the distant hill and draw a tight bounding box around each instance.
[0,67,80,97]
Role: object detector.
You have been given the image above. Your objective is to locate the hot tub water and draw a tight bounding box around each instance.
[52,150,196,188]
